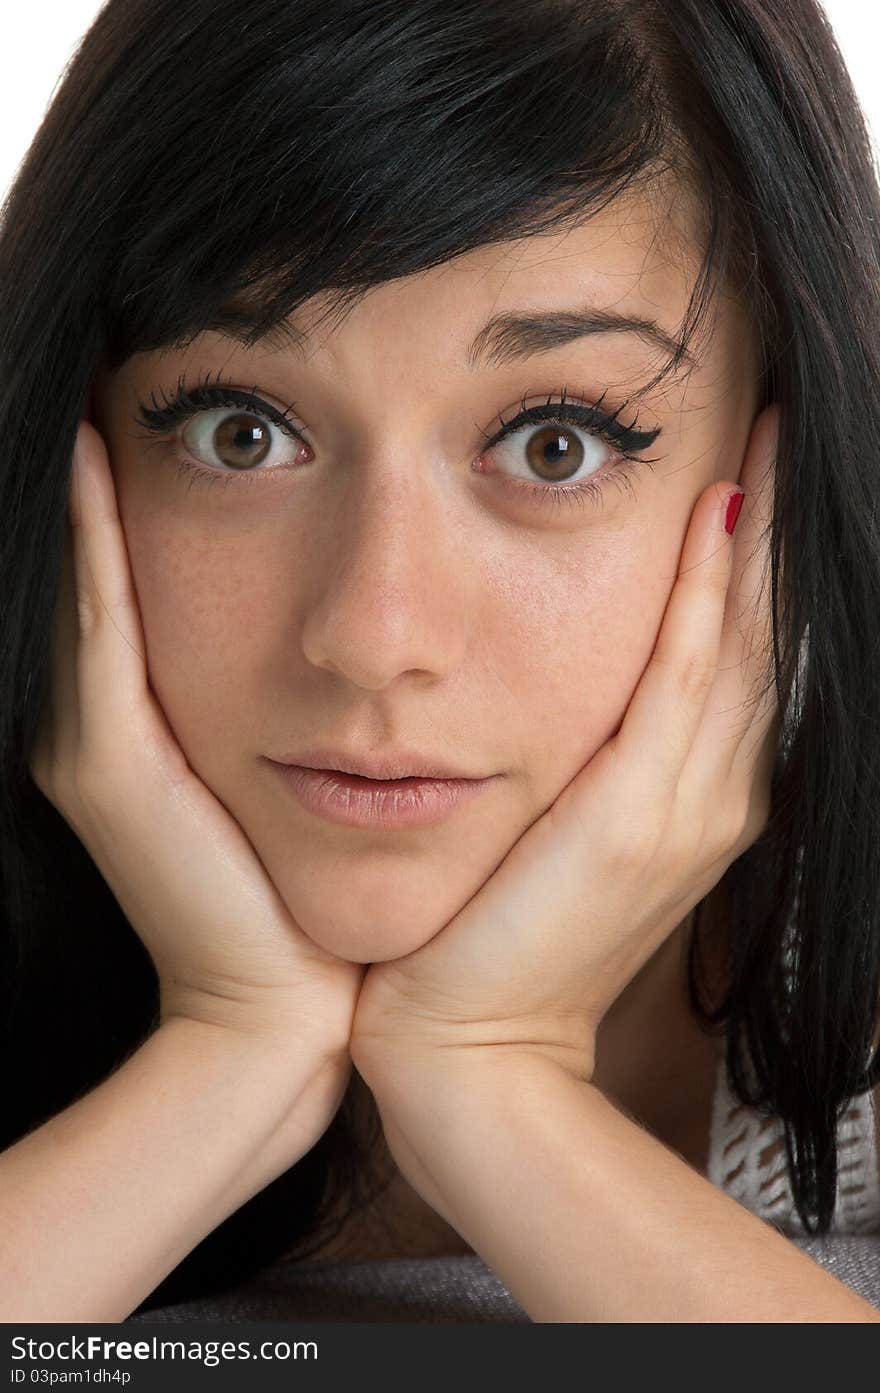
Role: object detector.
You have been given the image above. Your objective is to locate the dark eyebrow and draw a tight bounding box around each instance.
[466,307,695,371]
[196,294,695,370]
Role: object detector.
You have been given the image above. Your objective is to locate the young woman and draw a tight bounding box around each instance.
[1,0,879,1322]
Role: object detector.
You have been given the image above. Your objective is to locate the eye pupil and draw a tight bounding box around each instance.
[213,412,271,470]
[525,425,584,482]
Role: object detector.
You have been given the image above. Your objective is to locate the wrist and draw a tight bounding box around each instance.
[159,992,355,1068]
[358,1035,596,1098]
[154,1014,355,1192]
[363,1046,596,1233]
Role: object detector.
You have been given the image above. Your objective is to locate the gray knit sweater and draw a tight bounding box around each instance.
[126,1238,880,1322]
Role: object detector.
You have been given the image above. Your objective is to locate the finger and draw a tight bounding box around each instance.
[696,404,779,770]
[612,474,741,803]
[69,420,150,744]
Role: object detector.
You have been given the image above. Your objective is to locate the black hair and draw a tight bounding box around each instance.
[1,0,879,1314]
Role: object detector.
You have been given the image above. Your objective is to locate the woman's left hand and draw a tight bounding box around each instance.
[350,406,780,1084]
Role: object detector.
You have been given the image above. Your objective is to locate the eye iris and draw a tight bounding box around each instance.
[524,425,584,482]
[196,411,271,471]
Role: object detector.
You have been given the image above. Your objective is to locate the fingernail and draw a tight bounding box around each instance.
[724,489,745,535]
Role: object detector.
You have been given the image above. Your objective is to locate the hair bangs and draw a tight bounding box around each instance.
[99,0,698,380]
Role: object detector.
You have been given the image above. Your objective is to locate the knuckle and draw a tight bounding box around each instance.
[75,591,98,637]
[76,579,134,637]
[724,794,768,856]
[743,793,772,848]
[722,814,749,859]
[677,650,716,703]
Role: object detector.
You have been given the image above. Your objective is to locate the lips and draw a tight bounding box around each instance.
[268,746,483,781]
[266,759,501,830]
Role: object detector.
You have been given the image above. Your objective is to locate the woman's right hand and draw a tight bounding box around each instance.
[28,420,366,1063]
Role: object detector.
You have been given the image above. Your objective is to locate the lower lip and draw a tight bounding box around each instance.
[266,761,499,829]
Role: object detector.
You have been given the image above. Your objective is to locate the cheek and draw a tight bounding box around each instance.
[119,485,675,813]
[498,529,673,800]
[122,511,288,769]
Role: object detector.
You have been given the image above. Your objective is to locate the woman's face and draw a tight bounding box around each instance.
[91,187,758,963]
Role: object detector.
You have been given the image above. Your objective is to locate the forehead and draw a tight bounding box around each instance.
[102,174,752,407]
[275,177,705,359]
[236,178,745,405]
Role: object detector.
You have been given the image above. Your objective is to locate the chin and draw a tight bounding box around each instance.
[305,922,434,964]
[290,890,445,963]
[266,850,478,964]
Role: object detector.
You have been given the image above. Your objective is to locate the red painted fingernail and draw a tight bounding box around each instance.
[724,489,745,535]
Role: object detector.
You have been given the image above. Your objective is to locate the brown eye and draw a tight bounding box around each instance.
[183,410,271,471]
[522,425,585,483]
[178,406,310,475]
[491,419,608,489]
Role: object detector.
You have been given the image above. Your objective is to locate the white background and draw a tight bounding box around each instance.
[1,2,878,200]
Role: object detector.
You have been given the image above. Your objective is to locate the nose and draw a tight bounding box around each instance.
[300,459,468,690]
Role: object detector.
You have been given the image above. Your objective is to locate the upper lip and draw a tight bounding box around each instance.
[266,747,488,781]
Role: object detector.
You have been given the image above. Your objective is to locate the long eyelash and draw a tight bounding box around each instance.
[480,385,658,452]
[476,385,662,515]
[131,374,662,512]
[134,365,302,434]
[131,367,304,493]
